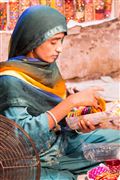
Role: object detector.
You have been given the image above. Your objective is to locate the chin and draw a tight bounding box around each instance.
[43,57,57,63]
[49,58,57,63]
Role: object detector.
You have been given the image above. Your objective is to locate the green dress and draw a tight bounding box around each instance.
[0,58,119,179]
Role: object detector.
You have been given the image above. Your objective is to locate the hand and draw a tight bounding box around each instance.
[66,86,79,96]
[99,117,120,130]
[77,119,96,133]
[67,87,104,109]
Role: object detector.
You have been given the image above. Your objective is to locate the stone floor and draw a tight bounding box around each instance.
[66,76,120,102]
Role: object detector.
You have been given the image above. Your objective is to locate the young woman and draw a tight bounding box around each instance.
[0,5,119,180]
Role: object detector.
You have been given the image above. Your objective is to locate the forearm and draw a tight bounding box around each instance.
[47,86,103,130]
[47,95,74,129]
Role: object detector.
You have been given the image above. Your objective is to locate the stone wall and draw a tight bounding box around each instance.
[57,18,120,80]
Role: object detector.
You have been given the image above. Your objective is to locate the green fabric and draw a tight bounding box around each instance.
[3,107,120,179]
[40,129,120,180]
[0,55,64,115]
[0,75,62,115]
[8,5,67,58]
[0,56,62,116]
[0,57,62,88]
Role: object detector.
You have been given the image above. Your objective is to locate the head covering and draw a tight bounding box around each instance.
[8,5,67,58]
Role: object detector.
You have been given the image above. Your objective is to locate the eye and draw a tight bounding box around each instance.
[50,38,64,45]
[51,40,57,45]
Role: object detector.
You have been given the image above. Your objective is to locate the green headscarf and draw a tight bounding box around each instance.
[9,5,67,58]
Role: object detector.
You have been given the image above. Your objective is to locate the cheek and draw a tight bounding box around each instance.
[37,47,52,60]
[40,45,50,54]
[36,47,46,56]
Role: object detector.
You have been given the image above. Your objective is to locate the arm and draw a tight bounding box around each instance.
[47,87,103,132]
[3,106,52,153]
[2,74,103,133]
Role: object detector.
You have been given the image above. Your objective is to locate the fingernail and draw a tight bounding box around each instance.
[87,121,90,125]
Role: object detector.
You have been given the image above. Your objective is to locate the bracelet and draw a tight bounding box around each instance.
[46,111,61,131]
[75,129,83,134]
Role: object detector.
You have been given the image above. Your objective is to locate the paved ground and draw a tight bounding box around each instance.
[66,76,120,102]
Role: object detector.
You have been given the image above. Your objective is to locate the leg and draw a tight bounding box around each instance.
[40,129,120,179]
[40,167,77,180]
[56,129,120,174]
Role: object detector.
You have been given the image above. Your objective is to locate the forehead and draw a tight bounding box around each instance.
[38,32,65,47]
[49,32,65,40]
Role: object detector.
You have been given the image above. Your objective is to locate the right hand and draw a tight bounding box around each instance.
[77,119,96,133]
[67,87,104,109]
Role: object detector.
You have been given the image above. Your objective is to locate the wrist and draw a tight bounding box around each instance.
[66,94,76,110]
[46,111,61,131]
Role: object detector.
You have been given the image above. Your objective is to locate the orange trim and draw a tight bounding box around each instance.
[0,68,66,99]
[0,67,23,73]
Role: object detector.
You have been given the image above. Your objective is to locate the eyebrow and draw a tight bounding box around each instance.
[50,37,63,41]
[50,37,64,40]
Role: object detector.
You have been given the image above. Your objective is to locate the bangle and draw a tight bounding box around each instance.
[46,111,61,131]
[75,129,83,134]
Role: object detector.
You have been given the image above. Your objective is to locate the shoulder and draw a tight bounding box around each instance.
[0,75,25,91]
[0,75,21,84]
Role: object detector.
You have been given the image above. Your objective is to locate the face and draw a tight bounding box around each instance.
[27,32,65,63]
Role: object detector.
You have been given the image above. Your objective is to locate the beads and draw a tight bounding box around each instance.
[64,0,75,22]
[87,163,119,180]
[68,98,106,117]
[75,0,85,22]
[8,1,19,30]
[0,2,7,30]
[94,0,105,20]
[85,0,94,21]
[0,0,113,30]
[105,159,120,174]
[87,163,109,179]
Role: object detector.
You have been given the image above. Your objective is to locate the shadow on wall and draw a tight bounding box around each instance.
[57,18,120,80]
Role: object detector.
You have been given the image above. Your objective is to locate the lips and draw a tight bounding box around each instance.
[52,55,58,59]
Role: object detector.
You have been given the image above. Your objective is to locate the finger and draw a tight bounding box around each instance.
[79,120,90,131]
[93,99,99,109]
[78,120,83,130]
[92,86,104,90]
[67,87,75,94]
[94,92,101,100]
[91,86,104,92]
[99,123,107,129]
[67,87,79,94]
[73,87,79,93]
[86,121,96,131]
[78,122,89,133]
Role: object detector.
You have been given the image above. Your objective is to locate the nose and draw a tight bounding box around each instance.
[56,41,63,53]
